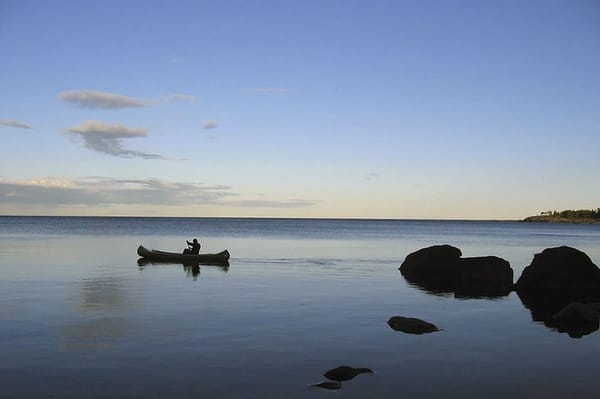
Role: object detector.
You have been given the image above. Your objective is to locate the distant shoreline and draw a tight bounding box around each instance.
[523,208,600,224]
[522,215,600,224]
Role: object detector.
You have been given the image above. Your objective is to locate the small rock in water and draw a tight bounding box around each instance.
[387,316,439,334]
[323,365,374,382]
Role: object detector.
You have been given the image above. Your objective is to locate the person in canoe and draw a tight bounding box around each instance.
[183,238,201,254]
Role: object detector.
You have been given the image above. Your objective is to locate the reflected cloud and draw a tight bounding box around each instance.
[79,276,127,311]
[61,317,131,350]
[61,274,139,350]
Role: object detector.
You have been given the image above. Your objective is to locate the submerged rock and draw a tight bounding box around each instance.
[515,246,600,338]
[400,245,513,298]
[387,316,439,334]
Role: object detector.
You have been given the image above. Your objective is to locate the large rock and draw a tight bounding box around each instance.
[399,245,462,275]
[515,246,600,337]
[400,245,513,298]
[515,246,600,295]
[454,256,514,297]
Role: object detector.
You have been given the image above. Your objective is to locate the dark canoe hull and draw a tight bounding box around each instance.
[137,245,230,265]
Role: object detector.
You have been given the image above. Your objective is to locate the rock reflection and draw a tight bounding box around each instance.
[402,272,512,299]
[312,366,373,390]
[517,293,600,338]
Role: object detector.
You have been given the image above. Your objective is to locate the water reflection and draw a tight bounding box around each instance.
[517,292,600,338]
[403,272,600,338]
[312,366,373,391]
[401,273,511,299]
[79,276,127,311]
[61,317,130,350]
[61,274,136,350]
[137,258,229,280]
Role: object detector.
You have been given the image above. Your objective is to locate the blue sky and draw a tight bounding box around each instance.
[1,0,599,218]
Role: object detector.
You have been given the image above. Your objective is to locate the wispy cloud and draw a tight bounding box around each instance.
[203,120,219,129]
[59,90,152,109]
[59,90,196,109]
[161,94,196,103]
[0,177,235,207]
[232,199,318,208]
[254,87,290,94]
[66,120,164,159]
[364,172,381,181]
[0,119,32,129]
[0,177,318,210]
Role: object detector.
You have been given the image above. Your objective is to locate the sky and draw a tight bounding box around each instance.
[1,0,599,219]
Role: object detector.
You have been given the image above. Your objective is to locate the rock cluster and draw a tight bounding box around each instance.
[399,244,600,338]
[514,246,600,338]
[399,245,513,298]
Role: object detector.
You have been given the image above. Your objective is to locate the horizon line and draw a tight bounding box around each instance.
[0,214,522,222]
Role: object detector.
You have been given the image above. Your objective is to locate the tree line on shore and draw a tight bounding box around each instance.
[524,208,600,223]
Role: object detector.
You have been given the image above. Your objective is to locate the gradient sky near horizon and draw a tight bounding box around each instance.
[1,0,599,219]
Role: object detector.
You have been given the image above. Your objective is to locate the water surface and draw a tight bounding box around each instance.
[1,217,600,398]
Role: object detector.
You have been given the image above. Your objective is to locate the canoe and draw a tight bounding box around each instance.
[137,245,230,265]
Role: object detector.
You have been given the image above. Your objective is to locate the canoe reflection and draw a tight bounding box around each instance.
[137,258,229,279]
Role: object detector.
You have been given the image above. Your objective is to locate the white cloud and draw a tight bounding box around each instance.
[59,90,152,109]
[66,120,164,159]
[203,120,219,129]
[0,119,32,129]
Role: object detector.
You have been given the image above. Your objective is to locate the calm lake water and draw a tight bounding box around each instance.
[1,216,600,398]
